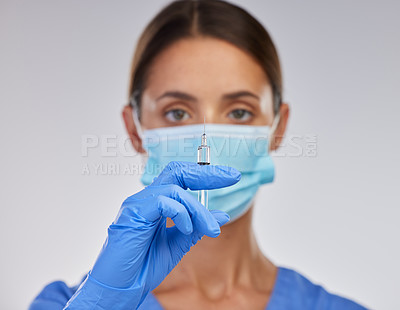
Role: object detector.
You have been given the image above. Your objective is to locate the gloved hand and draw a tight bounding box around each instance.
[64,161,241,309]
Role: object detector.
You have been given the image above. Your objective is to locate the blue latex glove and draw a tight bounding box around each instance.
[64,161,241,309]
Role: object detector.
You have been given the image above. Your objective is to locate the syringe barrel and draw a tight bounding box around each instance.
[197,145,210,165]
[198,131,210,209]
[198,189,208,209]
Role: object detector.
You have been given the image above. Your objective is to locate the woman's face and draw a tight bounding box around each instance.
[123,37,289,152]
[140,37,275,129]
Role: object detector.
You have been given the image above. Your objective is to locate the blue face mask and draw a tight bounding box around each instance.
[140,123,276,221]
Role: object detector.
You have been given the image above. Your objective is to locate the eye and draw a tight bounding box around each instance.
[228,109,253,122]
[165,109,190,122]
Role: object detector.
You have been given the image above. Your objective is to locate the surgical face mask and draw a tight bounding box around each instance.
[138,121,277,222]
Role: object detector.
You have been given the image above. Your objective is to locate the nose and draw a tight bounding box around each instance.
[198,105,219,124]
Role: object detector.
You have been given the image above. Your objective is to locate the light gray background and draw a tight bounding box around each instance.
[1,0,399,309]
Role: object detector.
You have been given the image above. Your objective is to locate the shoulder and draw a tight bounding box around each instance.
[29,276,163,310]
[270,266,369,310]
[29,276,86,310]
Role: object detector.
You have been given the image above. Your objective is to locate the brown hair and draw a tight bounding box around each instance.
[128,0,282,117]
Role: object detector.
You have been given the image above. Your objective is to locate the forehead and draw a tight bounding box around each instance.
[145,37,270,95]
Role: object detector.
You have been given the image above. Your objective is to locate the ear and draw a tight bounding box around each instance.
[121,105,146,153]
[270,103,290,151]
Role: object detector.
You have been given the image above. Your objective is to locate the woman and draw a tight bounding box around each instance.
[30,0,368,309]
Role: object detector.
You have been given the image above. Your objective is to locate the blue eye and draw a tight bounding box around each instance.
[228,109,253,122]
[165,109,190,122]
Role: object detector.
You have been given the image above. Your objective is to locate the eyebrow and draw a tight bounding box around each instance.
[155,90,260,102]
[156,91,197,102]
[222,90,259,101]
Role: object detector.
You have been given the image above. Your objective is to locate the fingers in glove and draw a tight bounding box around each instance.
[156,195,193,235]
[151,161,241,190]
[162,184,222,237]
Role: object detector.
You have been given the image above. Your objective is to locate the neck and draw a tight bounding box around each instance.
[155,206,277,300]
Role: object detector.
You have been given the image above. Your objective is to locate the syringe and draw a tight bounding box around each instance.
[197,117,210,209]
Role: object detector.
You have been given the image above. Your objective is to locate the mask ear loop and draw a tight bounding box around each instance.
[268,113,281,152]
[129,90,144,141]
